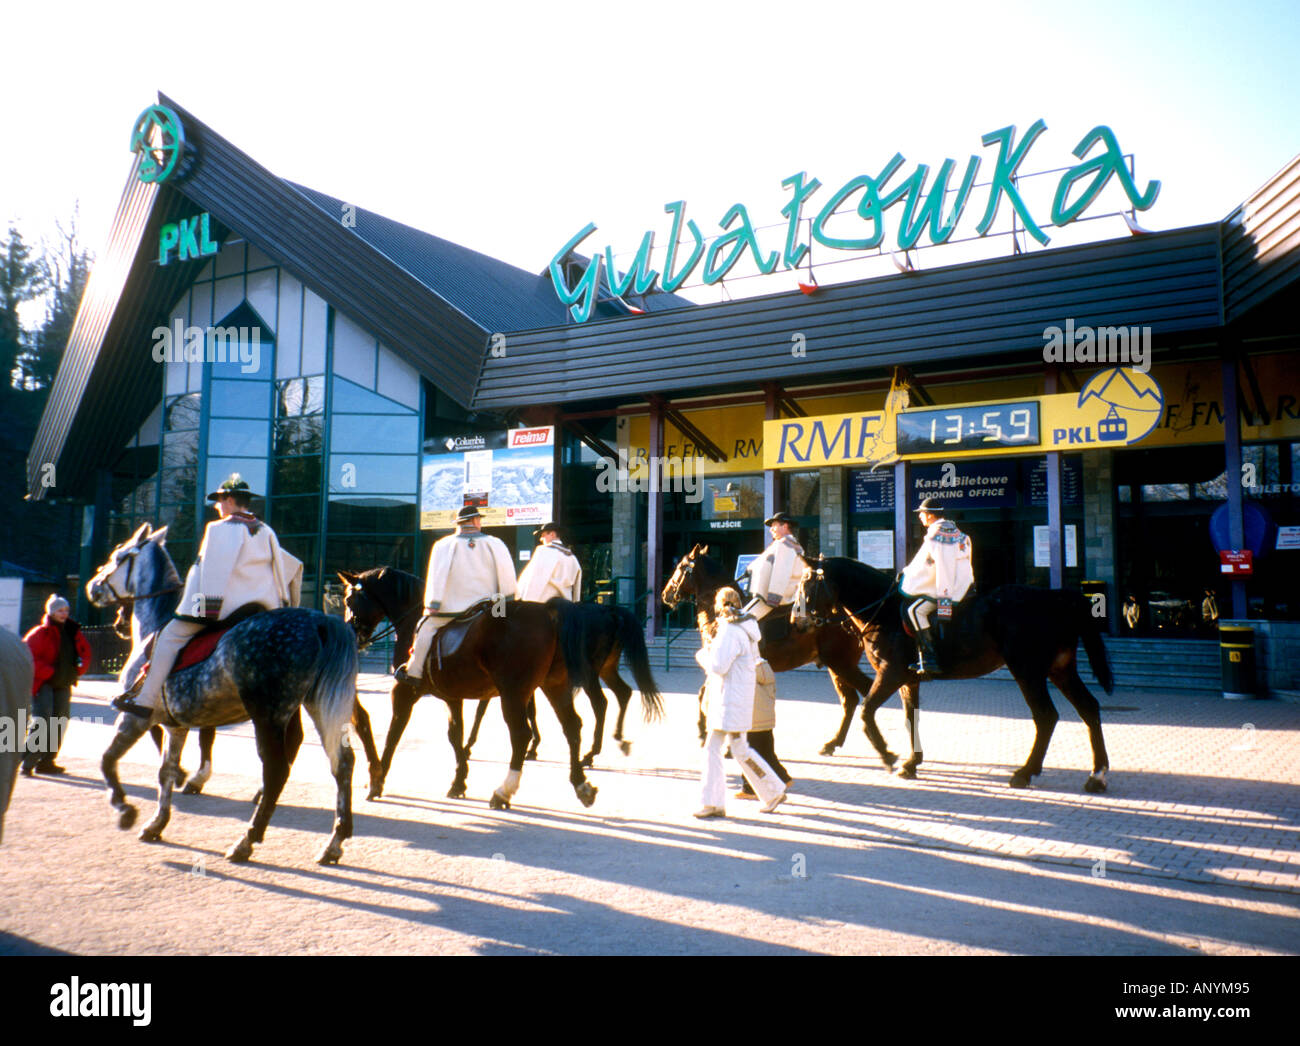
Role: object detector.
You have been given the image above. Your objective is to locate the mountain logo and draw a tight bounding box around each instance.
[1075,367,1164,444]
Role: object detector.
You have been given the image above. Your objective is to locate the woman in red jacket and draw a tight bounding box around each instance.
[21,595,91,775]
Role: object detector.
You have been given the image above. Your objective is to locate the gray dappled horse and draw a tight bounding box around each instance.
[88,524,359,865]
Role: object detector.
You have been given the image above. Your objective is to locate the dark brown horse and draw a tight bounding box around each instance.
[661,544,875,754]
[794,555,1113,792]
[339,567,637,810]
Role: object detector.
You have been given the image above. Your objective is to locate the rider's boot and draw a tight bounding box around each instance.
[909,628,942,679]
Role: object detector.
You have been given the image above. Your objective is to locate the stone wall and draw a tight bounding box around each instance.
[1222,618,1300,697]
[611,491,638,604]
[1082,450,1119,631]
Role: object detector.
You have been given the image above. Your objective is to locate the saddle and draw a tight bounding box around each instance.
[904,593,981,664]
[131,603,269,689]
[757,604,793,650]
[431,598,499,671]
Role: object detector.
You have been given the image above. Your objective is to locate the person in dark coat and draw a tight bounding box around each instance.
[0,626,34,842]
[21,595,91,775]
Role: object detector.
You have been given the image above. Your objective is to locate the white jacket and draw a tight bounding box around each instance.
[517,541,582,602]
[177,514,297,621]
[747,534,804,606]
[901,519,974,601]
[694,614,761,732]
[424,531,517,613]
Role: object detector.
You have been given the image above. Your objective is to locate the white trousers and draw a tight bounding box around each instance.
[700,729,784,810]
[136,618,207,709]
[399,613,453,677]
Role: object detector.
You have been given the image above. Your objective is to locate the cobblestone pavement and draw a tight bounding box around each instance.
[1,667,1297,955]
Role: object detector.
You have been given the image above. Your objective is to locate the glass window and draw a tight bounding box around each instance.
[275,416,324,458]
[328,495,418,533]
[247,244,276,271]
[206,457,267,499]
[208,328,272,381]
[325,535,415,579]
[329,454,417,494]
[273,455,322,496]
[1142,484,1190,502]
[160,466,197,506]
[214,241,245,277]
[333,312,376,388]
[701,474,764,520]
[302,290,327,374]
[165,393,201,431]
[190,280,212,328]
[330,413,418,454]
[209,418,269,459]
[213,275,242,320]
[246,270,277,334]
[161,429,199,469]
[377,346,420,409]
[164,357,187,396]
[276,376,325,417]
[332,375,414,414]
[784,471,820,516]
[210,380,271,418]
[271,495,321,535]
[1195,470,1229,500]
[275,274,303,380]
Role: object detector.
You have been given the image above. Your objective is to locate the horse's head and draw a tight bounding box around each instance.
[338,570,384,644]
[662,543,709,610]
[87,524,171,608]
[792,554,838,631]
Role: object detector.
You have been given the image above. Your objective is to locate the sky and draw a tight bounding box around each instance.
[4,0,1300,319]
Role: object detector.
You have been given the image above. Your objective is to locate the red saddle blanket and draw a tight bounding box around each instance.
[131,605,269,688]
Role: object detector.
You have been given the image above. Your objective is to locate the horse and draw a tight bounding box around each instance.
[793,555,1113,793]
[339,568,663,785]
[463,600,661,767]
[338,567,644,810]
[87,524,359,864]
[661,544,876,755]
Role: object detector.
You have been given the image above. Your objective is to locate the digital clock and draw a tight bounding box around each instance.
[896,401,1041,455]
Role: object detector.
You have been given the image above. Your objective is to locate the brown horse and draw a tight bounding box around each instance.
[339,568,607,810]
[661,544,875,754]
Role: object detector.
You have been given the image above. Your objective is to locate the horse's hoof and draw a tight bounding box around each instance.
[525,750,538,762]
[576,782,598,808]
[139,826,162,843]
[181,782,202,796]
[1083,774,1108,794]
[447,785,467,800]
[251,789,263,805]
[225,839,254,863]
[317,843,343,866]
[175,767,189,788]
[580,754,594,769]
[820,743,838,756]
[1009,773,1031,789]
[881,751,898,768]
[897,766,918,780]
[489,791,510,811]
[367,785,384,801]
[618,740,632,756]
[117,806,137,831]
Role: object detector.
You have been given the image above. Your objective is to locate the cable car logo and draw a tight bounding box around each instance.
[1070,367,1164,446]
[130,105,188,184]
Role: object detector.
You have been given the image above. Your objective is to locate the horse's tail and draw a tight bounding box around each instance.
[304,613,360,773]
[1077,594,1114,696]
[610,605,663,722]
[550,598,599,699]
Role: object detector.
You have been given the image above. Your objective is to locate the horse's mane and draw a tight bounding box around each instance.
[358,566,422,613]
[819,556,894,609]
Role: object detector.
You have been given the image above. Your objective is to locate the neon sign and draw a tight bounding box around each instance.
[551,121,1160,322]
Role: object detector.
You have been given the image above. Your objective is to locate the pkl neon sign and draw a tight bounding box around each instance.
[550,120,1160,323]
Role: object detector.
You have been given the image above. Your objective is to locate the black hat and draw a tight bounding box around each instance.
[207,473,257,501]
[914,498,946,515]
[533,522,560,539]
[455,505,484,523]
[764,511,797,527]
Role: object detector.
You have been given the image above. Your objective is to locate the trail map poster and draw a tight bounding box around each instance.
[420,426,554,530]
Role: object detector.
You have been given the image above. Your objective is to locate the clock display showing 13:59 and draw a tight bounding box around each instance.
[895,401,1041,455]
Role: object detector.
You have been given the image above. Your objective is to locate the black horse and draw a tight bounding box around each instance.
[88,525,361,864]
[794,556,1113,793]
[662,544,876,754]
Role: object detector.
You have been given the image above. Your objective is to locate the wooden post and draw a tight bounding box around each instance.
[646,396,665,639]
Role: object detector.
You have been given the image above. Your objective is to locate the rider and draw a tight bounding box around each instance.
[395,505,516,685]
[899,498,973,678]
[743,512,805,621]
[115,474,301,718]
[517,521,582,602]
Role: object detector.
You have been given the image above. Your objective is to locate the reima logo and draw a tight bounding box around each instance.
[510,428,550,447]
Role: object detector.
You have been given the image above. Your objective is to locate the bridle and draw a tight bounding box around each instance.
[662,558,694,610]
[95,545,180,639]
[798,566,897,641]
[344,582,421,652]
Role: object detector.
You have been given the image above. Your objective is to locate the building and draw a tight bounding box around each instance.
[28,96,1300,686]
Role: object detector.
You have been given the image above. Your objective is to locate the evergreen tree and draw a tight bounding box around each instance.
[0,225,46,397]
[28,208,92,392]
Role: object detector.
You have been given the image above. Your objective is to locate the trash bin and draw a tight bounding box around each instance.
[1220,625,1258,699]
[1080,580,1109,633]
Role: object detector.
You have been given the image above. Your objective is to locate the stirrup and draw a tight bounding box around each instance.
[112,694,154,719]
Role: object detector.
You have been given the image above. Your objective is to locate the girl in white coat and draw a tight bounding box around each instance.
[694,588,788,817]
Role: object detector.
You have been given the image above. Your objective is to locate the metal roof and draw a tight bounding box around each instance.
[471,223,1226,409]
[1223,152,1300,324]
